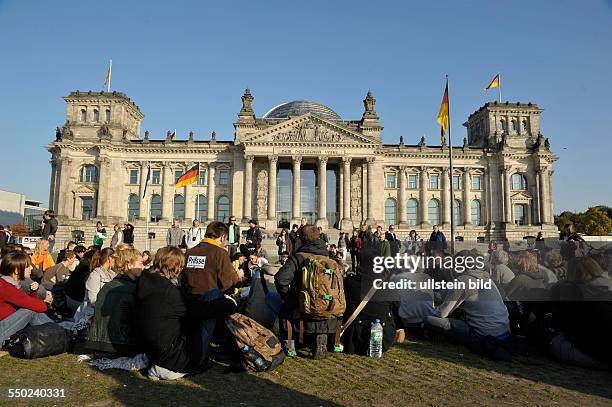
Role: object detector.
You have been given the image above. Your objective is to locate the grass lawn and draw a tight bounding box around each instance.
[1,339,610,407]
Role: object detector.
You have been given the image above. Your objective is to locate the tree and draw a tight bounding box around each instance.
[11,223,29,237]
[580,207,612,236]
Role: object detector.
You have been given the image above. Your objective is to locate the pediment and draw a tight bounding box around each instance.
[240,114,377,145]
[511,191,532,201]
[72,184,96,194]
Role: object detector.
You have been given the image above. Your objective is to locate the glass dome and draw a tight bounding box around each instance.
[263,100,341,121]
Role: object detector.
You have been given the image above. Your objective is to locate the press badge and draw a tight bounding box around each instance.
[186,255,206,269]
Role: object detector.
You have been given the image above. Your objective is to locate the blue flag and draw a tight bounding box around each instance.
[142,165,151,198]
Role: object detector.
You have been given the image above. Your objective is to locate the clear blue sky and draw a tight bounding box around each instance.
[1,0,611,213]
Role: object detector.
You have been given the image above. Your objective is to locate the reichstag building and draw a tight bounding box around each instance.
[47,89,558,249]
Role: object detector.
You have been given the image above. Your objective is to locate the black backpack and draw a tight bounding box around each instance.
[4,323,70,359]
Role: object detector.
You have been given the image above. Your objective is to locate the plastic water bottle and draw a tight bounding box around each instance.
[242,345,268,371]
[369,319,383,359]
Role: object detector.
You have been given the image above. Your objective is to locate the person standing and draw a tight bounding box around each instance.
[166,218,184,248]
[41,210,58,252]
[429,225,446,253]
[276,228,292,257]
[385,225,400,256]
[337,231,349,261]
[123,223,135,246]
[404,230,421,255]
[226,216,240,257]
[93,221,107,249]
[289,224,299,253]
[110,224,124,249]
[185,219,204,250]
[348,229,362,274]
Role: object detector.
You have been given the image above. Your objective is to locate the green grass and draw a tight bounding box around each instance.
[1,339,611,406]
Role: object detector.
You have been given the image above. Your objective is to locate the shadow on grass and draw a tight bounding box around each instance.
[400,339,612,400]
[94,361,340,407]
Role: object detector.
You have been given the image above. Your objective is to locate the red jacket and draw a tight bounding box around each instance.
[0,278,47,321]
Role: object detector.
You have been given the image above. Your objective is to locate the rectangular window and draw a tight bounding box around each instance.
[129,169,139,185]
[472,175,482,190]
[152,169,161,185]
[105,109,111,122]
[219,170,229,186]
[386,174,397,189]
[514,204,526,226]
[452,175,461,190]
[429,175,439,190]
[175,170,183,184]
[408,174,417,189]
[199,169,207,185]
[81,197,94,220]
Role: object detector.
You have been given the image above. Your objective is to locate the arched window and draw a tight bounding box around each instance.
[471,200,481,226]
[511,119,518,132]
[521,119,528,133]
[195,194,207,222]
[150,194,162,222]
[407,199,419,226]
[428,199,440,226]
[217,195,230,222]
[127,194,140,221]
[453,199,462,225]
[173,194,185,221]
[80,109,87,122]
[511,173,527,190]
[93,109,100,122]
[79,165,99,183]
[499,119,505,132]
[384,198,397,226]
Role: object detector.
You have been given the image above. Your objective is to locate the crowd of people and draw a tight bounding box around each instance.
[0,214,611,379]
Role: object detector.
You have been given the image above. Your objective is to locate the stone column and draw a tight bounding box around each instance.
[138,161,148,219]
[419,167,429,227]
[341,157,353,230]
[366,157,376,225]
[502,167,512,224]
[58,157,73,217]
[243,155,254,222]
[535,170,541,225]
[207,165,216,221]
[267,156,278,222]
[463,168,471,226]
[539,168,550,224]
[548,170,554,224]
[49,159,58,212]
[161,162,173,221]
[398,166,408,227]
[96,156,111,218]
[291,156,302,224]
[442,167,451,228]
[316,157,328,228]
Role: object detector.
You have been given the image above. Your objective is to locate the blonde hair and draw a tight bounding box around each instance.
[545,251,563,268]
[112,244,141,275]
[33,239,49,256]
[152,247,185,280]
[516,251,539,274]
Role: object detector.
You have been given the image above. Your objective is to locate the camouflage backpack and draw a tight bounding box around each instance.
[225,313,285,372]
[298,253,346,320]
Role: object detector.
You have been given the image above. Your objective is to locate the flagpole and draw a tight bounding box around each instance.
[197,163,200,222]
[145,161,151,251]
[107,60,112,93]
[498,73,502,103]
[447,74,455,255]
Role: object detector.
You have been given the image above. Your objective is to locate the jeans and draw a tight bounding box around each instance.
[199,289,224,356]
[0,308,54,346]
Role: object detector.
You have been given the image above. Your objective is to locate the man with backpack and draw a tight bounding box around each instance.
[274,225,346,360]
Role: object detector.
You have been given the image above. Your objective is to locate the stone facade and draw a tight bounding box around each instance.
[47,89,558,251]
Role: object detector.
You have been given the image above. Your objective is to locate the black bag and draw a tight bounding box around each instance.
[4,323,70,359]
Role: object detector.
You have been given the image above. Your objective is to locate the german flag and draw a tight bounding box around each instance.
[175,163,199,188]
[437,81,449,145]
[484,74,500,91]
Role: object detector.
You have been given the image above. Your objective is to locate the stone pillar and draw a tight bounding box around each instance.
[58,157,73,217]
[502,167,512,224]
[138,161,148,219]
[398,166,408,227]
[243,155,254,222]
[548,170,554,224]
[161,163,173,221]
[207,165,216,221]
[316,157,328,228]
[419,167,429,227]
[341,157,353,230]
[291,156,302,225]
[48,159,58,212]
[366,157,376,225]
[442,167,451,228]
[267,156,278,222]
[463,168,471,226]
[97,157,111,218]
[539,168,550,224]
[535,170,541,225]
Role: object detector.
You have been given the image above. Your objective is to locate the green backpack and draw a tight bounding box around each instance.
[298,253,346,320]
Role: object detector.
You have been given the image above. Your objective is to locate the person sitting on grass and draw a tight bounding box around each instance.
[0,251,54,346]
[73,248,115,322]
[135,247,238,381]
[85,244,143,355]
[63,245,93,313]
[41,250,77,290]
[424,249,512,361]
[31,238,55,273]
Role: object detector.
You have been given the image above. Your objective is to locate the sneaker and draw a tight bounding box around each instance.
[312,334,328,360]
[395,329,406,344]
